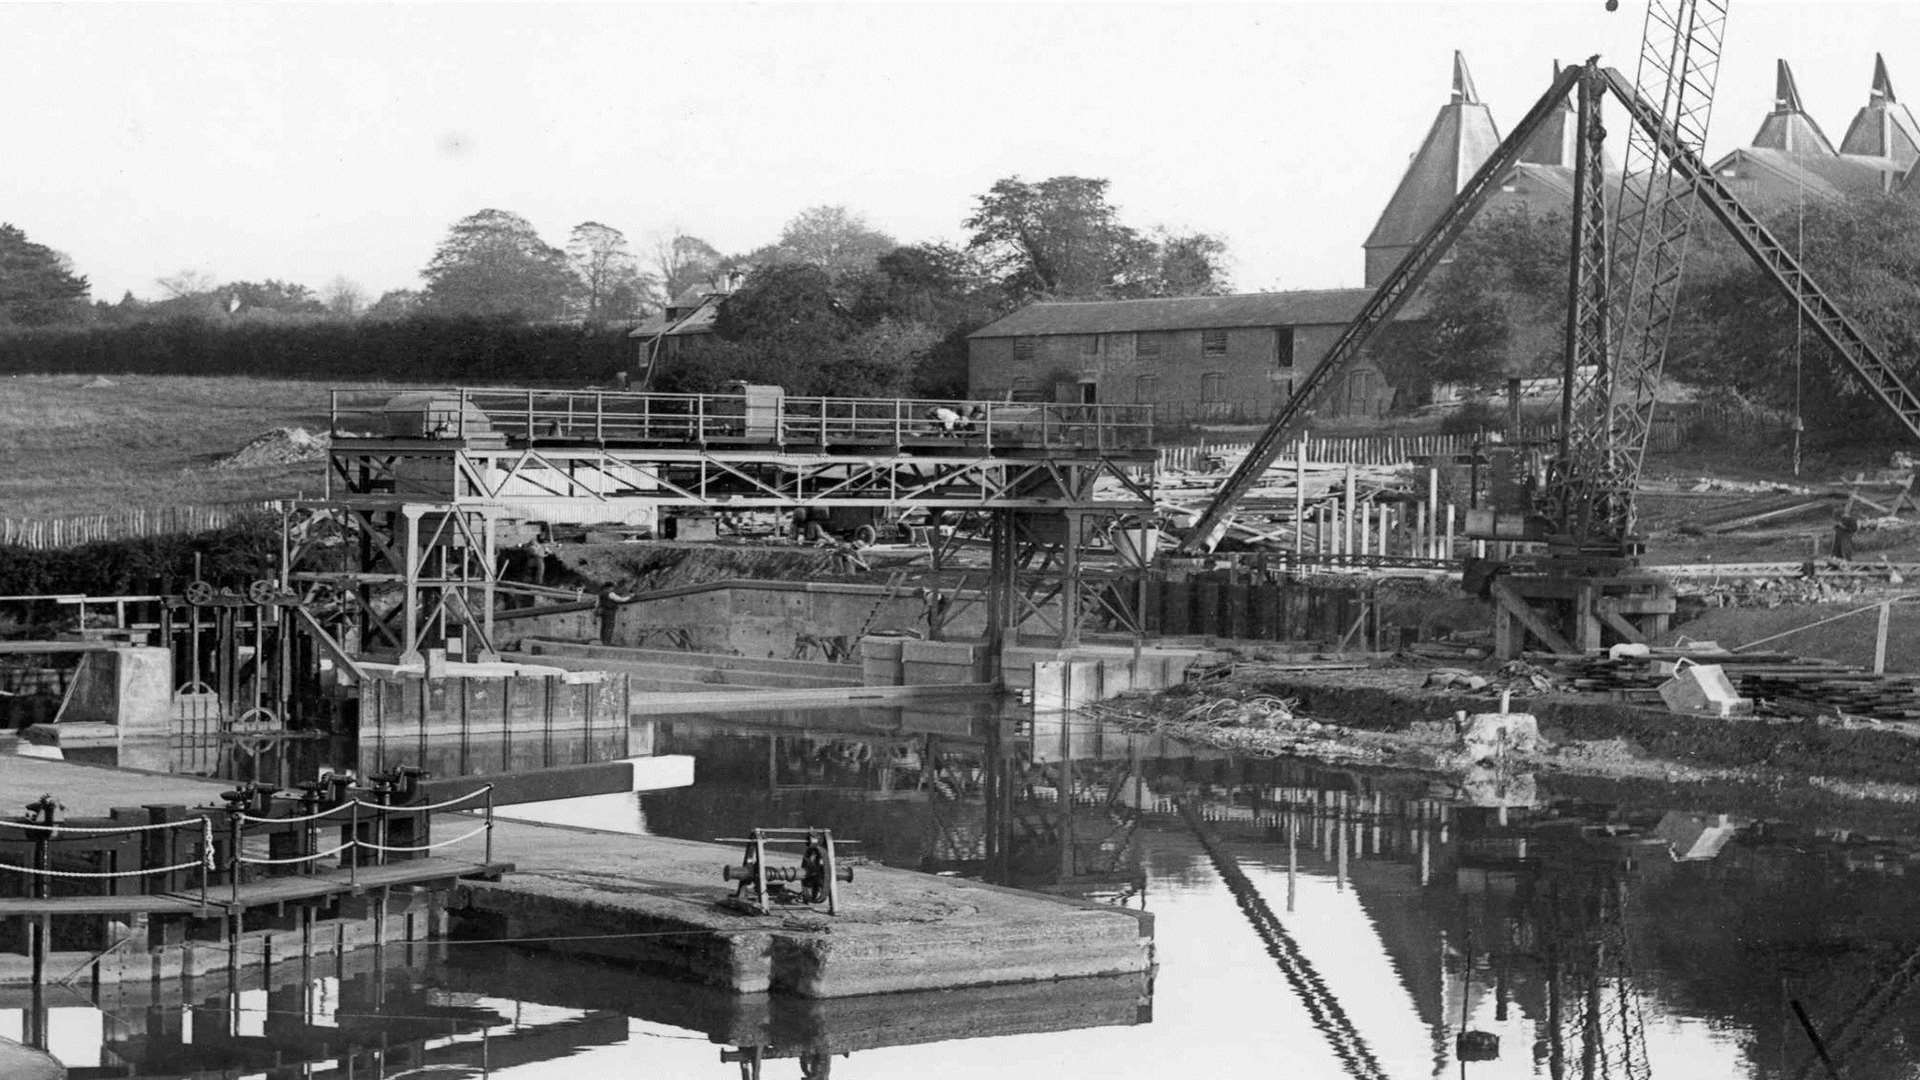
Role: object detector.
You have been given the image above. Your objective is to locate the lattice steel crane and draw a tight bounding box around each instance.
[1177,0,1920,652]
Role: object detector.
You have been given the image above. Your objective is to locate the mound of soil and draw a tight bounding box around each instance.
[215,426,331,470]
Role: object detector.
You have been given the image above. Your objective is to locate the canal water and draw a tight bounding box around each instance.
[12,693,1920,1078]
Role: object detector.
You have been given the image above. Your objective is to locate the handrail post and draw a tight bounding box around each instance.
[227,807,242,908]
[199,817,211,909]
[348,799,359,887]
[595,393,604,443]
[526,390,535,442]
[484,785,494,866]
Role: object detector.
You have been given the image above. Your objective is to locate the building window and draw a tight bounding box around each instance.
[1202,329,1228,358]
[1201,372,1226,401]
[1009,375,1039,401]
[1134,375,1159,403]
[1014,337,1037,364]
[1275,327,1296,369]
[1137,332,1163,361]
[1080,335,1099,356]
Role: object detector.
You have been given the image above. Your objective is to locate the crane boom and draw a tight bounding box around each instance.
[1600,66,1920,442]
[1552,0,1729,552]
[1175,64,1586,555]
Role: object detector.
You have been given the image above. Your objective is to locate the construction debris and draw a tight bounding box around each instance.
[1540,646,1920,722]
[215,426,331,470]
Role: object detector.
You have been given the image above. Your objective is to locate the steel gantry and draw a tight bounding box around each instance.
[312,387,1159,661]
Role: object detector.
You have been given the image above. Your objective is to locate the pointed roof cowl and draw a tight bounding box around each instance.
[1451,50,1479,104]
[1840,53,1920,165]
[1365,52,1503,286]
[1518,60,1578,167]
[1752,59,1836,156]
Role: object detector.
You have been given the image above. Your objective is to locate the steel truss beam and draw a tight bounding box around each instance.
[1600,66,1920,442]
[287,502,503,662]
[329,443,1155,512]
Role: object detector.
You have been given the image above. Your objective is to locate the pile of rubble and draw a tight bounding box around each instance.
[214,427,331,470]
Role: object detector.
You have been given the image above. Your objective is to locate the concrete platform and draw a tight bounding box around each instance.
[460,818,1155,999]
[0,745,1154,1000]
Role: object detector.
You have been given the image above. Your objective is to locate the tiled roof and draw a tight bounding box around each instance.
[1751,60,1838,156]
[968,289,1373,339]
[1365,52,1504,252]
[1839,54,1920,165]
[627,293,725,339]
[1712,147,1901,201]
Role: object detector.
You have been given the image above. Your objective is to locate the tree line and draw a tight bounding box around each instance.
[0,177,1231,395]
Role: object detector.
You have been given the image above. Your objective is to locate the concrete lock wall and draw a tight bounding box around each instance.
[359,670,629,776]
[601,582,987,659]
[500,581,997,660]
[53,646,172,740]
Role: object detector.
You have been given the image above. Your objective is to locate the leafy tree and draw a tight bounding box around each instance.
[662,265,863,395]
[365,289,425,320]
[1372,210,1568,403]
[1666,193,1920,442]
[712,264,850,346]
[650,231,723,302]
[963,177,1229,302]
[1152,230,1232,296]
[324,276,366,317]
[567,221,652,322]
[965,176,1158,301]
[0,224,89,327]
[156,268,217,300]
[851,243,995,325]
[230,280,327,316]
[740,205,897,285]
[422,209,573,318]
[849,243,1004,397]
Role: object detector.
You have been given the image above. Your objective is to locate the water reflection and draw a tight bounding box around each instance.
[639,698,1920,1080]
[24,691,1920,1079]
[0,938,1149,1079]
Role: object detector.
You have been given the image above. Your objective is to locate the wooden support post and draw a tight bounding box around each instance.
[1445,503,1456,561]
[1490,580,1575,656]
[1428,467,1440,558]
[1343,465,1357,556]
[1294,440,1307,558]
[1875,600,1892,674]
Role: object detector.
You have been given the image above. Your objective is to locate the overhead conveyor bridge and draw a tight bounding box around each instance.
[326,386,1157,513]
[310,386,1161,661]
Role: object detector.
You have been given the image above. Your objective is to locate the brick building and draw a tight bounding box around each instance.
[966,289,1392,423]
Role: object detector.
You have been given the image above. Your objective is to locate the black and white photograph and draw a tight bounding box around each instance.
[5,2,1920,1077]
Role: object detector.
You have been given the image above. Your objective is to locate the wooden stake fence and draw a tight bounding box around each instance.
[0,502,276,551]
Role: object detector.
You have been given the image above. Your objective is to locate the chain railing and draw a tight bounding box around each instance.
[0,783,495,911]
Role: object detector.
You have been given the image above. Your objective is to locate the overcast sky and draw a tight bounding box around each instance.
[5,1,1909,304]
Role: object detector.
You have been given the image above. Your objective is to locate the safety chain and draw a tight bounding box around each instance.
[0,786,494,883]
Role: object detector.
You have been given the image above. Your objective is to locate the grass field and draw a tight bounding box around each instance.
[0,375,353,518]
[3,373,1915,567]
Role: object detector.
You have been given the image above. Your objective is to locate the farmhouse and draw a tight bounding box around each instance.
[966,289,1393,423]
[627,274,740,380]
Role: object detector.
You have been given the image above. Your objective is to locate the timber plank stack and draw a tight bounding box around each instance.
[1533,648,1920,721]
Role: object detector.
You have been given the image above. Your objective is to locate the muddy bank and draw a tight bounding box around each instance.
[1099,666,1920,810]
